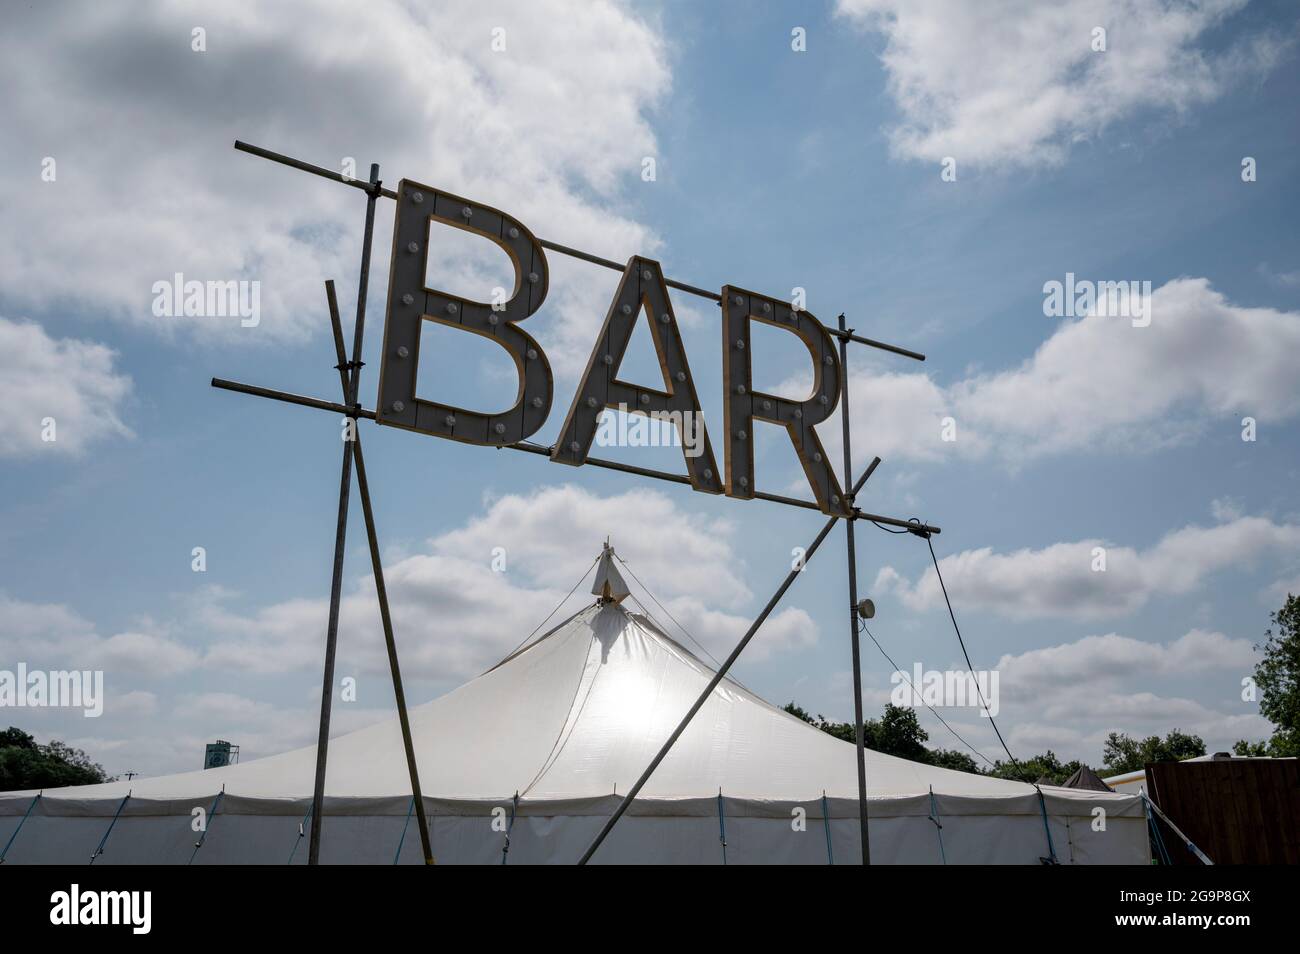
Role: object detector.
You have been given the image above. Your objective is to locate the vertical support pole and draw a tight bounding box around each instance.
[838,312,871,865]
[187,788,225,865]
[928,786,947,864]
[1035,786,1059,864]
[89,791,130,864]
[0,792,40,863]
[717,789,728,865]
[289,803,313,865]
[307,425,354,867]
[346,162,381,407]
[308,163,382,866]
[393,795,415,865]
[324,280,434,865]
[501,791,520,865]
[821,792,834,865]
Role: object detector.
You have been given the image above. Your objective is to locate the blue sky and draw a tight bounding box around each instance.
[1,0,1297,778]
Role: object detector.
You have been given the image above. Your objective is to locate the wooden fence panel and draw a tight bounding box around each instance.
[1146,759,1300,865]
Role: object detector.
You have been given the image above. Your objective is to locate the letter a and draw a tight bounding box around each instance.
[551,256,720,493]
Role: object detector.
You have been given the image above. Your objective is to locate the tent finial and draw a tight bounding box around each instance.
[592,540,630,604]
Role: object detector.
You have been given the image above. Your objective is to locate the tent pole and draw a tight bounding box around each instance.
[0,792,40,863]
[89,791,130,864]
[821,792,834,865]
[576,457,881,864]
[306,418,353,866]
[289,803,313,864]
[308,162,382,866]
[187,788,225,865]
[838,313,871,865]
[322,280,435,865]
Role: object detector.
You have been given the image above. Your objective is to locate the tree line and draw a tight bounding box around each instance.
[785,593,1300,782]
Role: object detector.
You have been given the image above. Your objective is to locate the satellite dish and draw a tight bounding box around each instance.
[856,598,876,620]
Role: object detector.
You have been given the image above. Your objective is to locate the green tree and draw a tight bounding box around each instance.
[1232,739,1268,756]
[1101,729,1205,775]
[783,702,855,742]
[0,727,112,791]
[862,705,931,761]
[783,702,982,774]
[927,748,982,774]
[1253,593,1300,757]
[985,750,1082,784]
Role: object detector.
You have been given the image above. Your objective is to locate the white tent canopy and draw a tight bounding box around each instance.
[0,602,1149,864]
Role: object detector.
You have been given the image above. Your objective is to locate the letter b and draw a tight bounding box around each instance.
[376,179,553,445]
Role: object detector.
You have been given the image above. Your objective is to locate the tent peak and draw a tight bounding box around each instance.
[591,541,631,605]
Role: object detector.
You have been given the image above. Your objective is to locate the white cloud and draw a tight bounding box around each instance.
[199,484,816,682]
[89,632,200,678]
[172,692,282,726]
[0,0,669,370]
[0,594,199,677]
[113,691,159,718]
[875,513,1300,620]
[433,485,748,606]
[987,628,1265,759]
[1210,496,1244,522]
[1262,574,1300,606]
[836,0,1288,168]
[652,598,817,663]
[995,706,1270,764]
[994,629,1257,693]
[0,594,96,643]
[0,317,133,458]
[871,629,1265,764]
[809,278,1300,465]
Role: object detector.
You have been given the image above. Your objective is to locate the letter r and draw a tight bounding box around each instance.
[721,286,849,517]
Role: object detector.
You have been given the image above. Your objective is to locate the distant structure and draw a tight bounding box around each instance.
[203,740,240,770]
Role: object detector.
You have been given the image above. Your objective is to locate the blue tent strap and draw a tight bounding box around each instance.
[1035,786,1059,864]
[1151,812,1171,865]
[287,803,313,865]
[187,789,225,865]
[1141,795,1157,861]
[717,790,728,865]
[928,786,947,865]
[394,795,416,865]
[1142,791,1213,865]
[821,792,834,865]
[90,790,131,865]
[1143,796,1172,865]
[1155,815,1173,865]
[0,792,41,863]
[500,792,520,865]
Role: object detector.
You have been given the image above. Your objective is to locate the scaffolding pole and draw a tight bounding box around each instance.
[577,457,881,864]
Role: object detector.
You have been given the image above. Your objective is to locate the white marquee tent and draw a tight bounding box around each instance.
[0,591,1149,864]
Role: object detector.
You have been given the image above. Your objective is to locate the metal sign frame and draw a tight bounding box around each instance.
[212,140,942,866]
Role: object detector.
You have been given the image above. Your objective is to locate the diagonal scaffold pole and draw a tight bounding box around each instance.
[308,162,382,866]
[838,312,871,865]
[576,455,882,865]
[323,280,434,865]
